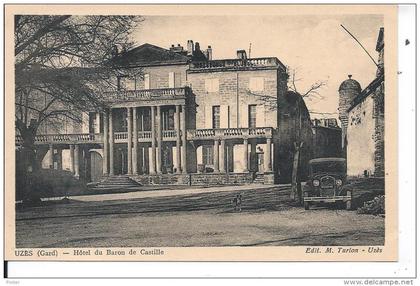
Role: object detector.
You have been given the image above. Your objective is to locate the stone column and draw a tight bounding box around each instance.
[250,140,257,172]
[264,138,272,172]
[150,106,156,174]
[220,140,226,173]
[214,140,220,172]
[181,105,187,174]
[103,111,109,175]
[156,106,162,174]
[127,107,133,175]
[74,144,80,177]
[57,148,62,170]
[175,105,181,174]
[243,138,248,172]
[133,107,138,175]
[109,109,114,175]
[48,144,54,169]
[69,144,75,173]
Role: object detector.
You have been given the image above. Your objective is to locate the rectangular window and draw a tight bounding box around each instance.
[202,145,214,165]
[117,75,126,90]
[249,104,257,128]
[169,72,175,88]
[162,108,175,130]
[144,74,150,89]
[205,78,219,92]
[249,77,264,92]
[212,106,221,129]
[88,112,96,133]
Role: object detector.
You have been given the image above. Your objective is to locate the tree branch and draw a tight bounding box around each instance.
[15,15,71,56]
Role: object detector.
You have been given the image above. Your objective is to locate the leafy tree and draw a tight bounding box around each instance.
[15,15,142,171]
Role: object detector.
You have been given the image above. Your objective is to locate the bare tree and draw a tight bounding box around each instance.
[15,15,142,171]
[287,68,327,202]
[248,67,328,201]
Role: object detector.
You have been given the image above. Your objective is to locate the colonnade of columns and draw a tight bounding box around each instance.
[210,138,272,173]
[102,105,188,176]
[47,143,81,177]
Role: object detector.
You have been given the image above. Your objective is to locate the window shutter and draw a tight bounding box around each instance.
[144,74,150,89]
[256,105,265,127]
[197,146,203,164]
[205,105,212,128]
[240,104,248,128]
[220,105,229,128]
[82,112,89,133]
[95,113,101,133]
[126,77,135,90]
[169,72,175,88]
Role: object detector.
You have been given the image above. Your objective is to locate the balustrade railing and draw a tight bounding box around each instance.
[15,133,103,145]
[138,131,152,139]
[187,129,216,139]
[162,130,177,138]
[104,87,188,102]
[190,58,283,70]
[15,127,273,145]
[114,132,128,140]
[187,127,273,140]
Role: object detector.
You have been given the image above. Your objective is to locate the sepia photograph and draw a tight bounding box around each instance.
[5,4,400,263]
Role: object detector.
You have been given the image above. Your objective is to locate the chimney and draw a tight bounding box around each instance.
[170,44,185,54]
[187,40,194,56]
[206,45,212,60]
[194,42,201,55]
[237,50,247,59]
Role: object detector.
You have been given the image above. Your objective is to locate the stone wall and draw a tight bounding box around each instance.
[130,172,255,186]
[130,174,190,185]
[189,172,254,186]
[187,69,279,129]
[347,95,376,177]
[139,64,189,90]
[373,83,385,177]
[347,80,384,178]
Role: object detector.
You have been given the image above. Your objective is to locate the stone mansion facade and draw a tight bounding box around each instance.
[16,41,293,185]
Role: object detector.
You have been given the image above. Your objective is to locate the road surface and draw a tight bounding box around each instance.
[16,185,384,247]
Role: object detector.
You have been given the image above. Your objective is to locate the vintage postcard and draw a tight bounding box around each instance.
[5,4,398,262]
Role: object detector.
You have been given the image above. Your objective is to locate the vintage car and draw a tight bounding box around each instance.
[302,157,352,210]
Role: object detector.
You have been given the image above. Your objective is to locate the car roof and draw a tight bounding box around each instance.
[309,157,346,164]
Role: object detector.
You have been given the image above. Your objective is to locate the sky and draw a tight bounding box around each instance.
[131,14,383,119]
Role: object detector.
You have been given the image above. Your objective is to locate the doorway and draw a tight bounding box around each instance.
[90,151,103,182]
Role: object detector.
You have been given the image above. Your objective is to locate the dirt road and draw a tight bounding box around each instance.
[16,186,384,247]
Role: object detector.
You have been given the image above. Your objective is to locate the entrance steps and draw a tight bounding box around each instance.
[253,173,265,184]
[89,175,141,190]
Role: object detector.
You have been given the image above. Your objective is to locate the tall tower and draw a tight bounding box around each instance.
[338,75,361,155]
